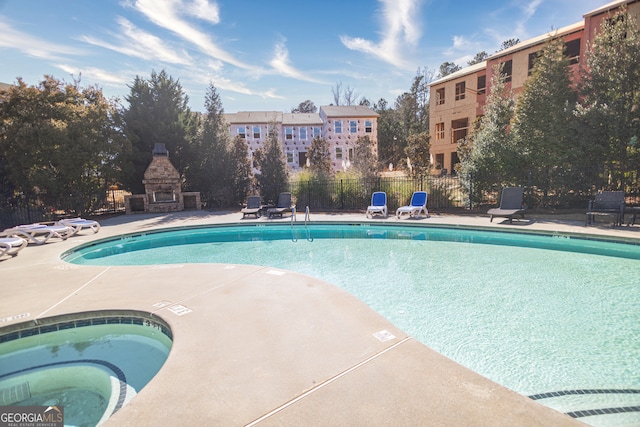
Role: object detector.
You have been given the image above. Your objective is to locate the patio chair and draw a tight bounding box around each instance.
[586,191,625,227]
[0,223,73,245]
[366,192,388,218]
[57,217,101,235]
[241,196,262,218]
[487,187,526,223]
[267,192,295,218]
[0,236,28,257]
[396,191,428,219]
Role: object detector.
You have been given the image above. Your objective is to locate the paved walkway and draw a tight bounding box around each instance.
[3,210,636,426]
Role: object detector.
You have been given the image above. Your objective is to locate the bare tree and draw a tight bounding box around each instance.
[344,85,358,106]
[331,81,343,105]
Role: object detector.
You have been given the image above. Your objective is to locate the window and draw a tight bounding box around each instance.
[564,38,580,65]
[501,60,512,83]
[435,153,444,170]
[335,147,343,160]
[237,127,246,139]
[335,120,343,134]
[477,75,486,94]
[435,122,445,140]
[299,127,307,140]
[365,120,373,133]
[313,127,321,138]
[286,151,294,163]
[348,148,354,161]
[349,120,357,133]
[285,127,294,140]
[252,126,260,139]
[436,88,445,105]
[528,52,540,75]
[455,82,465,100]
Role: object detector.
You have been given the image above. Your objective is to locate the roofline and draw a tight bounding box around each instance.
[584,0,639,17]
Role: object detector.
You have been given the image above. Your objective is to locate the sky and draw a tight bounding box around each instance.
[0,0,612,113]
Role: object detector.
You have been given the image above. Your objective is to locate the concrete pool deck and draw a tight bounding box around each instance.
[2,210,638,426]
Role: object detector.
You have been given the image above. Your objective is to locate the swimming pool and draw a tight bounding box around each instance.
[0,311,172,426]
[63,223,640,426]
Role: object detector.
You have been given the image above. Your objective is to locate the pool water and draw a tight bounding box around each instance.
[64,224,640,426]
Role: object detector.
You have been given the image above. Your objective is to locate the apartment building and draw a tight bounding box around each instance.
[428,0,640,176]
[224,105,379,173]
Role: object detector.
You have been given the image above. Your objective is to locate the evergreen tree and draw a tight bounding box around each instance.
[307,135,332,178]
[511,36,578,204]
[254,123,288,204]
[121,70,196,193]
[458,64,517,202]
[404,132,431,178]
[228,135,254,206]
[579,7,640,189]
[352,136,378,177]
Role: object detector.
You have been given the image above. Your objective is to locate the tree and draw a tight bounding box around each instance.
[497,38,520,52]
[438,62,461,78]
[457,64,517,202]
[291,100,317,113]
[0,76,126,214]
[579,7,640,189]
[468,51,489,65]
[352,136,378,177]
[331,81,343,105]
[121,70,197,194]
[254,123,288,204]
[307,136,332,178]
[228,135,253,206]
[511,36,578,204]
[404,132,431,177]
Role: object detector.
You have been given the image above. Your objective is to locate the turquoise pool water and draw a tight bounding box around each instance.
[0,312,172,427]
[63,223,640,426]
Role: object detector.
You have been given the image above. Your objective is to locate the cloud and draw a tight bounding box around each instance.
[184,0,220,24]
[56,64,131,85]
[81,17,190,64]
[130,0,258,71]
[268,40,326,84]
[0,18,83,61]
[340,0,423,69]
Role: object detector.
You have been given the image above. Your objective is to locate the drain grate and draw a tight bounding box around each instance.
[0,382,31,405]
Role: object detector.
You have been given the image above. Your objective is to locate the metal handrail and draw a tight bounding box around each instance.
[304,206,310,225]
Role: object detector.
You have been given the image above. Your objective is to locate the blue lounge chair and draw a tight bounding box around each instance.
[396,191,428,219]
[366,192,388,218]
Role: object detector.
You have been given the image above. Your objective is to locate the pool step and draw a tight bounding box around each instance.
[0,382,31,405]
[529,389,640,422]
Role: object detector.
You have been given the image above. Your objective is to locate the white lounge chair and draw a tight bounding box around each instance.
[366,192,388,218]
[0,223,73,245]
[396,191,429,219]
[57,217,101,235]
[0,237,28,257]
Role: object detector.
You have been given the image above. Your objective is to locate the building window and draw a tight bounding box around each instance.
[477,75,486,94]
[335,147,343,160]
[348,148,354,161]
[435,153,444,170]
[285,127,294,140]
[436,88,445,105]
[365,120,373,133]
[299,127,307,140]
[335,120,343,134]
[564,38,580,65]
[501,60,512,83]
[238,127,246,139]
[349,120,357,133]
[435,122,445,140]
[286,151,294,163]
[252,126,260,139]
[313,127,321,138]
[455,82,466,100]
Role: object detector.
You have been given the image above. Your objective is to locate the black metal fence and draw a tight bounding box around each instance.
[288,175,465,213]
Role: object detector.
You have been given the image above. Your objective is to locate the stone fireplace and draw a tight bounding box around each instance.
[125,144,201,214]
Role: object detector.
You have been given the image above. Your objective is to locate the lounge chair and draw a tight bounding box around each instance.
[396,191,428,219]
[488,187,526,223]
[0,223,73,245]
[57,217,101,235]
[267,192,295,218]
[366,192,388,218]
[241,196,262,218]
[0,237,28,257]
